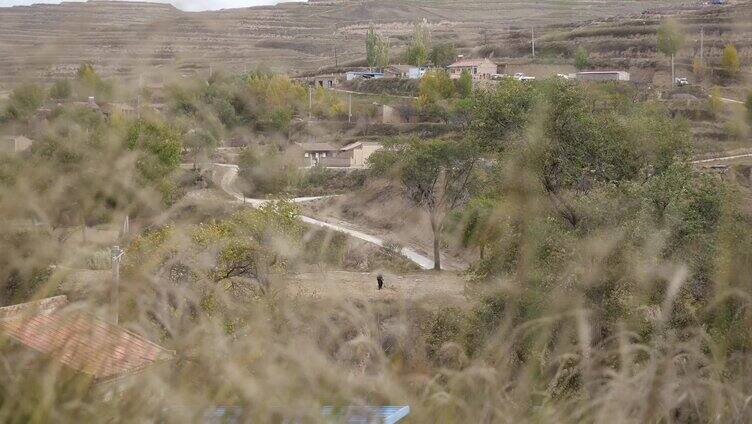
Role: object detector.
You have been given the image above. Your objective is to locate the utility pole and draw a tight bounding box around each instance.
[137,74,142,119]
[308,88,312,120]
[110,246,124,325]
[334,46,338,68]
[348,93,352,124]
[671,53,675,85]
[531,27,536,58]
[700,25,704,66]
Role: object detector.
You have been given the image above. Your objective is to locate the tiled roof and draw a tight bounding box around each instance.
[0,296,173,382]
[448,58,495,68]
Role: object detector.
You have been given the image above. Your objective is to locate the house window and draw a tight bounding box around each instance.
[322,153,327,158]
[473,67,478,74]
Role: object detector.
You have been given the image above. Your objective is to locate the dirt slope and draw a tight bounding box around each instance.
[0,0,687,84]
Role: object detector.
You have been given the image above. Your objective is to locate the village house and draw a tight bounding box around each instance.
[0,296,174,390]
[299,142,339,166]
[448,58,501,80]
[298,141,383,168]
[338,141,383,168]
[0,135,34,154]
[384,65,425,80]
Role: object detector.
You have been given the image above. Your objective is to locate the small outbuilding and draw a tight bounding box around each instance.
[0,135,34,154]
[575,71,631,82]
[339,141,383,168]
[299,142,339,166]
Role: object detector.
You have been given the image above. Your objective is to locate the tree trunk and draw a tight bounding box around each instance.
[430,209,442,271]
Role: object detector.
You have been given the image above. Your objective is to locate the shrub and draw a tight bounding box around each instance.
[720,44,740,78]
[574,46,589,70]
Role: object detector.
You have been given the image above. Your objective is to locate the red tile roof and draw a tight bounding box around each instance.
[0,296,173,382]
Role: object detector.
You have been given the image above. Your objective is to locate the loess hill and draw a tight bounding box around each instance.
[0,0,689,84]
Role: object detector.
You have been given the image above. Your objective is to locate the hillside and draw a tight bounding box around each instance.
[481,1,752,89]
[0,0,688,84]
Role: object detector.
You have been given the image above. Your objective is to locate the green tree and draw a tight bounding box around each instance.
[458,69,473,98]
[126,119,183,203]
[746,93,752,125]
[366,25,379,69]
[49,79,72,100]
[574,46,589,70]
[76,62,112,100]
[366,25,390,69]
[468,79,537,152]
[720,44,740,78]
[369,138,479,270]
[185,129,218,169]
[429,43,457,67]
[657,18,685,84]
[7,83,45,119]
[403,21,431,66]
[419,70,455,105]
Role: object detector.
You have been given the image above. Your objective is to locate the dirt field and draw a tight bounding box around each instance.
[282,270,468,306]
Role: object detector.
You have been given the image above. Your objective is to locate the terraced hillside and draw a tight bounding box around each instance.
[0,0,687,84]
[480,1,752,88]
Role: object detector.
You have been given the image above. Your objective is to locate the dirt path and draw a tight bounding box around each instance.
[213,164,443,270]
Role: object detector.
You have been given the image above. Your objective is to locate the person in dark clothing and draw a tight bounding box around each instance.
[377,274,384,290]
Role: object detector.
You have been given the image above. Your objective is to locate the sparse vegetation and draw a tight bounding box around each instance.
[4,2,752,422]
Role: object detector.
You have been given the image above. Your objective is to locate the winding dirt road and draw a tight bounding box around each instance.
[213,164,439,270]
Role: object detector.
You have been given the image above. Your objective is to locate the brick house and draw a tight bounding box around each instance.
[448,58,500,80]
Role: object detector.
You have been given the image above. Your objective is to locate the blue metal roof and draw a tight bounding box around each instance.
[320,406,410,424]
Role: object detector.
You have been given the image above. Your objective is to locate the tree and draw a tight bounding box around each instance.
[429,44,457,67]
[574,47,589,70]
[369,138,479,270]
[126,119,183,203]
[366,25,390,69]
[49,79,72,100]
[468,79,537,152]
[418,70,455,123]
[458,69,473,99]
[6,84,45,119]
[403,21,431,66]
[657,18,685,85]
[745,93,752,125]
[720,44,740,78]
[185,129,218,169]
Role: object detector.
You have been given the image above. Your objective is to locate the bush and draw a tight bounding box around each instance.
[381,240,403,258]
[720,44,740,78]
[574,46,589,70]
[86,249,112,270]
[49,79,72,100]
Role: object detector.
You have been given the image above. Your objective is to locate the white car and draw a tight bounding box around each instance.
[513,73,536,82]
[675,77,689,87]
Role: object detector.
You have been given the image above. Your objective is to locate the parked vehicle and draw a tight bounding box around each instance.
[513,73,536,82]
[675,77,689,87]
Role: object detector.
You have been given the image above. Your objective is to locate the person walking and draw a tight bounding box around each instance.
[377,274,384,290]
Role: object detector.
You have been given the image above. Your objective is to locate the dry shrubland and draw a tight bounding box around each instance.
[1,64,752,424]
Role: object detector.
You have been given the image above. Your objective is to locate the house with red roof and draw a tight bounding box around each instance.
[0,296,174,386]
